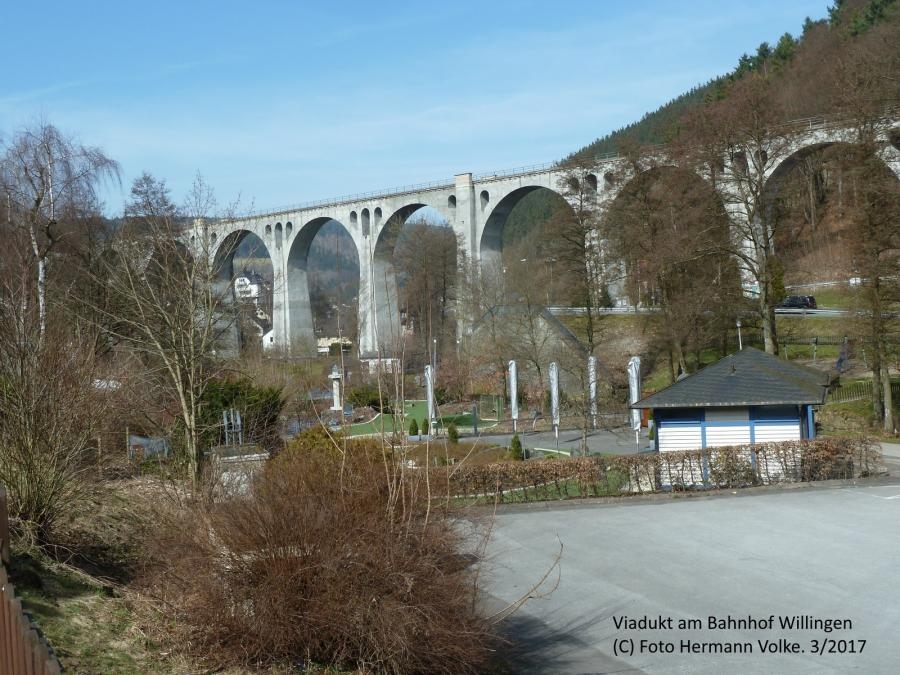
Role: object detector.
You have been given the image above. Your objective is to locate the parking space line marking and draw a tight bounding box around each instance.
[841,490,897,500]
[840,489,900,501]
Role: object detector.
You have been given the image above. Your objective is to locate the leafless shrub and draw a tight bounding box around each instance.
[440,437,882,502]
[148,434,497,673]
[0,307,105,541]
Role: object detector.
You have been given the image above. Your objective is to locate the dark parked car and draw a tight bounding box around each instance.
[777,295,817,309]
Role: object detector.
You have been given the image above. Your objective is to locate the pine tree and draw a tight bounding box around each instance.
[509,434,523,461]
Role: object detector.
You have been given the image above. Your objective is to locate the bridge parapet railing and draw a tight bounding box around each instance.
[241,178,456,219]
[473,160,561,181]
[472,152,626,182]
[778,104,900,134]
[231,104,900,222]
[238,155,630,221]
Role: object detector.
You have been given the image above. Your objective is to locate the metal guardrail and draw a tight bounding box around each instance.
[777,104,900,133]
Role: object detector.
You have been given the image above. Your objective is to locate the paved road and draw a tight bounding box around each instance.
[472,426,651,457]
[484,443,900,674]
[548,306,854,317]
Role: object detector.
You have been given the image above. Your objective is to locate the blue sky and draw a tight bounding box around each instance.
[1,1,831,215]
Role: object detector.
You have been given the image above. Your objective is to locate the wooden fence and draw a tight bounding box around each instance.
[0,488,63,674]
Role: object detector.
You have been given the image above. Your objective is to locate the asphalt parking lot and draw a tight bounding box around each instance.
[484,446,900,674]
[477,425,651,457]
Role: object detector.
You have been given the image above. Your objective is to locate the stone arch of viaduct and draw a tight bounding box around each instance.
[189,121,900,359]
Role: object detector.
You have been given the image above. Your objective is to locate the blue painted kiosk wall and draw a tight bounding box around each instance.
[654,405,815,452]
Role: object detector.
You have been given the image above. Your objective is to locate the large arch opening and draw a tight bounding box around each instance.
[286,218,360,355]
[371,205,459,368]
[211,229,275,353]
[762,140,900,285]
[606,166,735,307]
[479,186,573,309]
[605,165,739,380]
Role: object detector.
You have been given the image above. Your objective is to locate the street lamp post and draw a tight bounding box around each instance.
[736,318,743,351]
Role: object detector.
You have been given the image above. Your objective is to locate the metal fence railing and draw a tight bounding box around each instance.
[828,380,900,404]
[0,488,63,674]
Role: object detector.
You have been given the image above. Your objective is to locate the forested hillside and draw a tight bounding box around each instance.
[574,0,899,157]
[495,0,898,432]
[508,0,900,288]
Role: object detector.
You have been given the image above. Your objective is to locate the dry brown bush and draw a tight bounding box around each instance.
[439,437,882,502]
[148,433,497,673]
[0,316,108,541]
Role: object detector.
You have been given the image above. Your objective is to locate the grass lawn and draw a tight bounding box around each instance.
[11,551,184,674]
[455,471,629,506]
[803,286,856,310]
[346,400,496,437]
[776,314,851,339]
[557,313,644,343]
[819,386,900,438]
[778,342,841,361]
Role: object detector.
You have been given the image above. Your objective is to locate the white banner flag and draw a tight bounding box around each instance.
[588,355,598,425]
[549,361,560,429]
[627,356,641,431]
[425,365,435,430]
[508,360,519,422]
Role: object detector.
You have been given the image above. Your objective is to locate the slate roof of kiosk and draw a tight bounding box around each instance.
[632,347,829,409]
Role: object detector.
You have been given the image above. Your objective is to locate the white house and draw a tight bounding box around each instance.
[234,270,270,305]
[632,347,829,453]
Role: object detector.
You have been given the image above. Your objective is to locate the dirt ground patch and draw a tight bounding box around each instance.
[405,439,511,466]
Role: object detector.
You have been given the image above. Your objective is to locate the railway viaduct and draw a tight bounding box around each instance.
[188,115,900,359]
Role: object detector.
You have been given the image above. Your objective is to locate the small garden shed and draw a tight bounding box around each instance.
[632,347,829,453]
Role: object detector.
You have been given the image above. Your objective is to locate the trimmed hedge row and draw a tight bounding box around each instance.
[437,437,882,503]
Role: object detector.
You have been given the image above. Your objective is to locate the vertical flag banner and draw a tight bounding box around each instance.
[628,356,641,432]
[588,355,598,428]
[508,360,519,432]
[425,365,435,432]
[549,361,560,437]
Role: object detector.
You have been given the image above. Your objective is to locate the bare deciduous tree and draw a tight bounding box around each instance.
[831,37,900,433]
[678,75,799,354]
[1,122,119,340]
[392,219,461,367]
[548,155,614,354]
[604,164,741,381]
[0,274,108,539]
[83,174,240,487]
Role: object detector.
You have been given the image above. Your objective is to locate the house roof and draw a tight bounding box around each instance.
[632,347,829,409]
